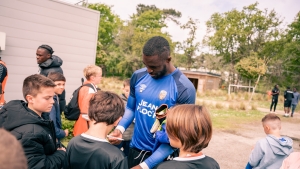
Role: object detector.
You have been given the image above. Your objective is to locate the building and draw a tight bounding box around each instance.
[181,70,221,93]
[0,0,100,101]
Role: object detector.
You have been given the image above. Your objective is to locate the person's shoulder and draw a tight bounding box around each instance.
[155,160,179,169]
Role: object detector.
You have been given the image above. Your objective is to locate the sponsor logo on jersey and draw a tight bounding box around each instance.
[137,99,158,118]
[140,84,147,92]
[159,90,167,100]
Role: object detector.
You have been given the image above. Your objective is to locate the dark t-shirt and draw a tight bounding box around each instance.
[64,134,128,169]
[284,90,294,101]
[154,155,220,169]
[272,88,280,99]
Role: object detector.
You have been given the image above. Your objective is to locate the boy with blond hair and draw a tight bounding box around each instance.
[64,91,128,169]
[73,65,102,136]
[48,72,69,144]
[0,74,65,169]
[246,113,293,169]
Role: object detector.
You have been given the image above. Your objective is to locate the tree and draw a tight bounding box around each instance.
[235,52,267,101]
[180,18,200,70]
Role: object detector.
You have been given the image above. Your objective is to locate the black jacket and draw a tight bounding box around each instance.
[39,55,66,113]
[0,100,65,169]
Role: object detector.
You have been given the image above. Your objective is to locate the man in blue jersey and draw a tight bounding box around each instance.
[109,36,196,169]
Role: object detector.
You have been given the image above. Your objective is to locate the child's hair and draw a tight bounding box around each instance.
[123,78,130,87]
[0,129,27,169]
[83,65,102,80]
[166,104,212,153]
[47,72,66,82]
[22,74,56,101]
[262,113,281,130]
[88,91,125,125]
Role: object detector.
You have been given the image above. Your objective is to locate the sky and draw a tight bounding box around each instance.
[63,0,299,46]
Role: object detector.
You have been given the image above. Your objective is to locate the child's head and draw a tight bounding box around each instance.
[88,91,125,127]
[23,74,55,114]
[166,104,212,153]
[83,65,102,84]
[0,129,27,169]
[47,72,66,95]
[122,78,130,98]
[262,113,281,134]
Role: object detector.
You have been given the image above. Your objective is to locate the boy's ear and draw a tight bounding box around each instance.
[113,116,122,126]
[25,95,34,103]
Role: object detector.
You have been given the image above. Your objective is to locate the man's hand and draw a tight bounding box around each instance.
[57,147,66,152]
[64,129,69,136]
[108,129,123,145]
[131,165,142,169]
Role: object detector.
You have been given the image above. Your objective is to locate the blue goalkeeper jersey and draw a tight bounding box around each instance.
[118,68,196,168]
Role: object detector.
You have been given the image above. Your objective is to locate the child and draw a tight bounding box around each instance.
[117,78,134,156]
[246,113,293,169]
[48,72,69,144]
[73,65,102,136]
[64,91,128,169]
[155,104,220,169]
[0,74,65,169]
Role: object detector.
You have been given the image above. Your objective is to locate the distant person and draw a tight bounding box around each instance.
[48,72,69,144]
[284,87,294,117]
[36,44,66,114]
[0,74,66,168]
[154,104,220,169]
[116,78,133,156]
[64,91,128,169]
[0,128,27,169]
[73,65,102,136]
[109,36,196,169]
[0,58,8,106]
[246,113,293,169]
[291,87,300,117]
[270,84,280,113]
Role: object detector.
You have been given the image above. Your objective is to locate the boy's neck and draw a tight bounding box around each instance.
[27,104,42,117]
[267,130,281,138]
[179,148,202,158]
[85,121,112,139]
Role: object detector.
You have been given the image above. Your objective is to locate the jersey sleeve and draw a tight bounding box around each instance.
[143,144,174,169]
[173,72,196,104]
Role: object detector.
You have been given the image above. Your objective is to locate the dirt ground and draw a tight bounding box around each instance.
[202,108,300,169]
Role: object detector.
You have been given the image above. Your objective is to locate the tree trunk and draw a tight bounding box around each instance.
[249,74,261,102]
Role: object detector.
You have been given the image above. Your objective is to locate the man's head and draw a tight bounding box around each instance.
[36,45,54,64]
[287,86,291,90]
[122,78,130,98]
[293,87,297,92]
[47,72,66,95]
[23,74,55,115]
[83,65,102,84]
[262,113,281,134]
[166,104,212,153]
[0,129,27,169]
[88,91,125,129]
[275,84,279,89]
[142,36,172,79]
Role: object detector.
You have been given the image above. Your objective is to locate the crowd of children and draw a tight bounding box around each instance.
[0,36,299,169]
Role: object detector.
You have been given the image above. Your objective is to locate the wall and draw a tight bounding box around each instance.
[0,0,99,101]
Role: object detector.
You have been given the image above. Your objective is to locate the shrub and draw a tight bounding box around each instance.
[215,102,224,109]
[239,102,247,110]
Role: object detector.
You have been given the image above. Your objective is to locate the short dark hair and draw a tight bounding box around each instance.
[166,104,212,153]
[47,72,66,82]
[23,74,56,101]
[88,91,125,125]
[123,78,130,87]
[143,36,170,59]
[0,129,27,169]
[38,44,54,55]
[287,86,291,90]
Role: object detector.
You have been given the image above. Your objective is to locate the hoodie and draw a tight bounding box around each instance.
[0,100,65,169]
[249,135,293,169]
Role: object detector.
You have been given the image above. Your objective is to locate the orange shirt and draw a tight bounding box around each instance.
[73,81,97,136]
[0,60,8,105]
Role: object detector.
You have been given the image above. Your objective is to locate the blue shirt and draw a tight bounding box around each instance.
[118,68,196,168]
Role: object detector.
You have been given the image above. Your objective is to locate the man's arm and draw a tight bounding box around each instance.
[139,144,174,169]
[249,141,264,168]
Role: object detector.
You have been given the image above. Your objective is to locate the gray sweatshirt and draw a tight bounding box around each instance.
[292,92,300,105]
[249,135,293,169]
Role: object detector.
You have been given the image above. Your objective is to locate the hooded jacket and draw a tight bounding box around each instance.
[0,100,65,169]
[249,135,293,169]
[120,93,134,141]
[39,55,66,114]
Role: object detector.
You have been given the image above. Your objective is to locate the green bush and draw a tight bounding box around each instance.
[61,114,75,146]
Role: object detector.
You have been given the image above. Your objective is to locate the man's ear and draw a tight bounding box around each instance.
[166,57,172,63]
[113,116,122,126]
[47,53,51,59]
